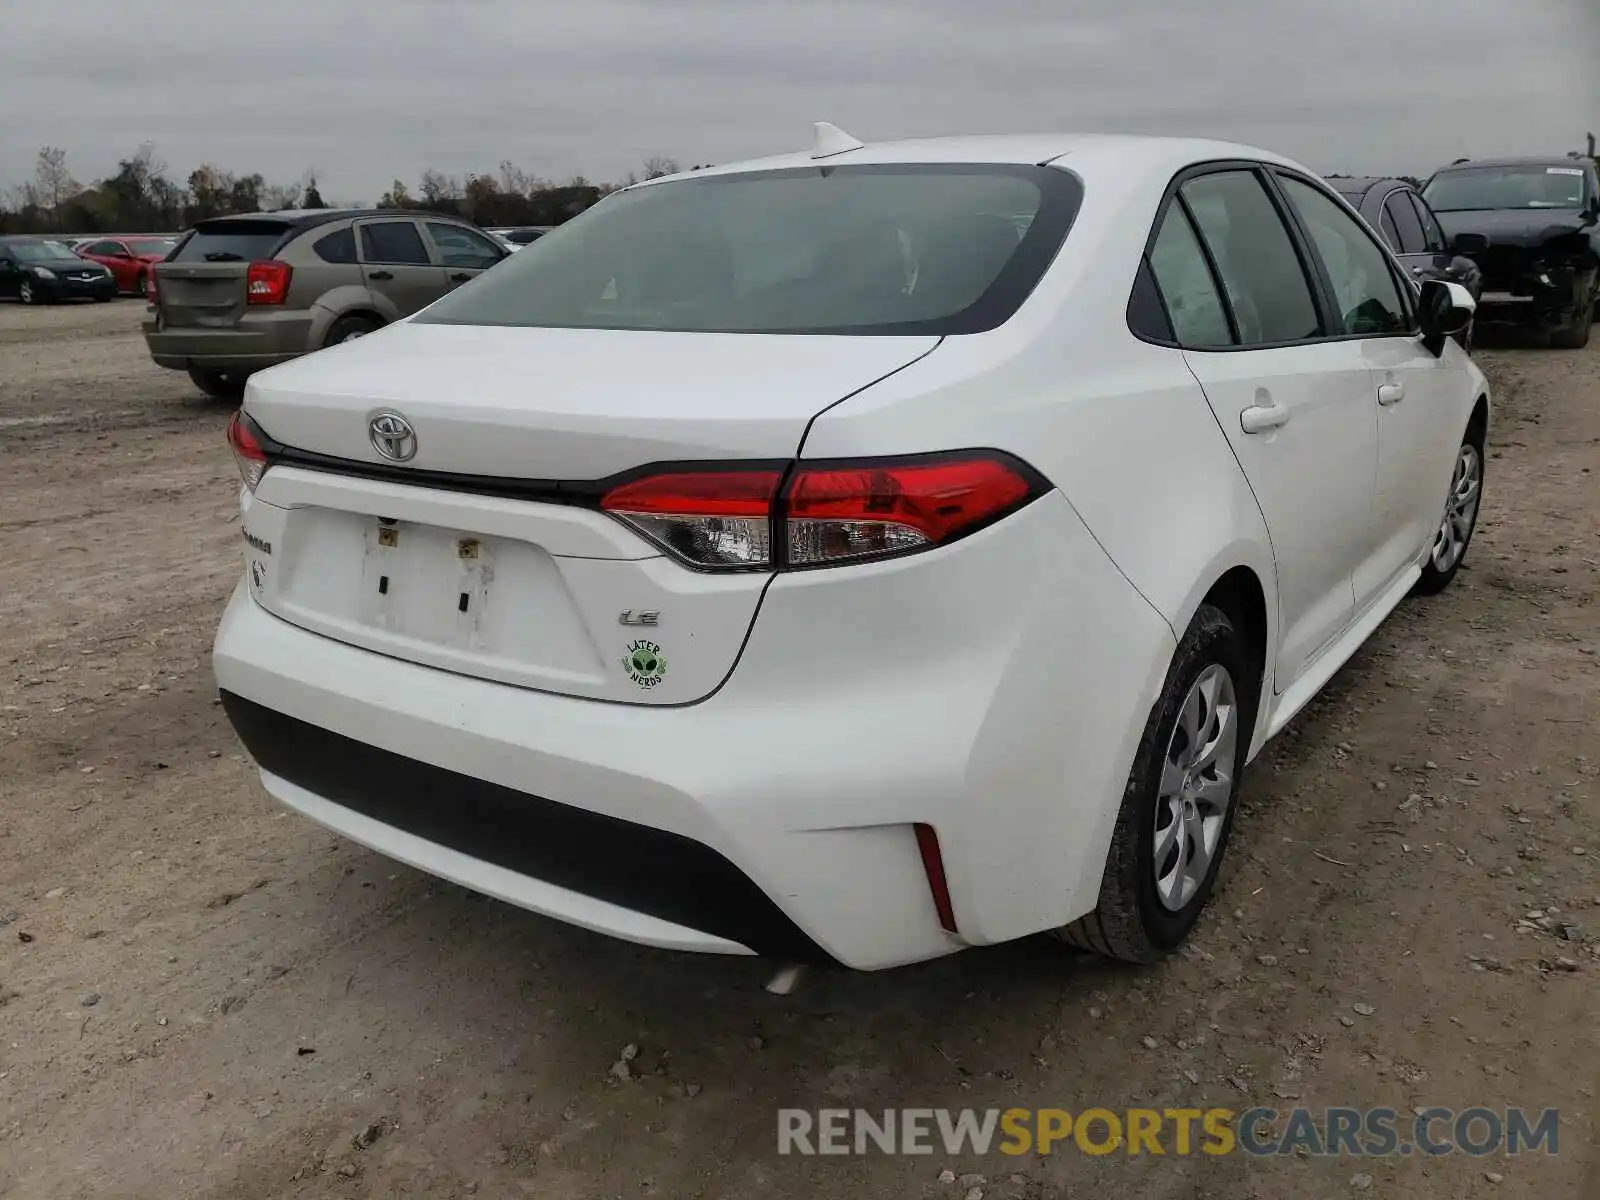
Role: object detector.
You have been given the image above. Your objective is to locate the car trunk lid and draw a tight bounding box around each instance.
[237,321,939,704]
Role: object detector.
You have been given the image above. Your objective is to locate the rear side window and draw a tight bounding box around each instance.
[1180,171,1321,345]
[86,240,123,257]
[1147,204,1233,347]
[359,221,430,265]
[1278,176,1410,336]
[1378,205,1402,251]
[313,226,357,264]
[1384,192,1425,254]
[172,221,291,263]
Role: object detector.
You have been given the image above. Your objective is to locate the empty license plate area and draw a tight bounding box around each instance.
[270,505,607,684]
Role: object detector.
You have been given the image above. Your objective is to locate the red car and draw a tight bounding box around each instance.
[75,235,179,296]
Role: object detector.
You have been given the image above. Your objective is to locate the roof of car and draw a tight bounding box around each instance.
[643,133,1310,184]
[197,208,477,232]
[1433,156,1591,172]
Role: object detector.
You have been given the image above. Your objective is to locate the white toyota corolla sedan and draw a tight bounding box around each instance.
[214,127,1487,971]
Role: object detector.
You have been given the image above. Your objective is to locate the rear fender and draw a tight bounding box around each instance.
[311,287,399,340]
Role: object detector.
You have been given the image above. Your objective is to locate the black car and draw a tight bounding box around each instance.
[1421,157,1600,348]
[1331,176,1481,349]
[0,237,117,305]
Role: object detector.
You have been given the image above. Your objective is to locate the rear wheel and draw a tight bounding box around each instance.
[324,314,381,347]
[187,366,248,401]
[1057,604,1256,963]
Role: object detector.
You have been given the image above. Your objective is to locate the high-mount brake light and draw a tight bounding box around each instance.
[227,410,271,491]
[599,453,1042,572]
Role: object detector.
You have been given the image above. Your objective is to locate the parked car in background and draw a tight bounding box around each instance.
[1422,156,1600,348]
[144,208,509,399]
[76,235,180,296]
[486,226,554,248]
[0,237,115,304]
[1330,176,1481,349]
[214,131,1487,971]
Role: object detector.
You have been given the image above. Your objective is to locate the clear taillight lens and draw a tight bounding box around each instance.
[227,410,270,490]
[600,469,783,569]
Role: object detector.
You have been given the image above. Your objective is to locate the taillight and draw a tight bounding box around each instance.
[599,452,1043,572]
[227,410,270,490]
[786,457,1035,566]
[601,469,782,569]
[245,260,292,305]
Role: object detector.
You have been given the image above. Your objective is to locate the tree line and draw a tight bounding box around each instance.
[0,144,701,235]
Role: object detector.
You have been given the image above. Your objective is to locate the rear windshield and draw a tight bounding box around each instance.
[1423,165,1589,212]
[172,221,292,263]
[416,164,1082,335]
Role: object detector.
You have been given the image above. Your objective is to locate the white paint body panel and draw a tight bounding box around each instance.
[215,133,1490,968]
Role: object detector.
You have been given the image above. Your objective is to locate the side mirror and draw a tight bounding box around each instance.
[1451,232,1490,255]
[1419,279,1475,355]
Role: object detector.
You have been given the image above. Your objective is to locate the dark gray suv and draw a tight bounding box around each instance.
[144,209,509,398]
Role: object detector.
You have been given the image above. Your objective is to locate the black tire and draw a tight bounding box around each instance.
[323,314,381,348]
[18,280,41,306]
[1550,291,1593,349]
[1057,604,1259,963]
[187,366,248,401]
[1413,421,1486,596]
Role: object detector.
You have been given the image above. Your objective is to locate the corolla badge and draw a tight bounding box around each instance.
[368,411,417,462]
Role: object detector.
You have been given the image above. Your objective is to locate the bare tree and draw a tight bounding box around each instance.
[34,146,78,220]
[261,182,303,211]
[642,156,680,180]
[418,169,461,206]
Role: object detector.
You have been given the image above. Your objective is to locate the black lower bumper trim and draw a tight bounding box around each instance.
[220,691,833,964]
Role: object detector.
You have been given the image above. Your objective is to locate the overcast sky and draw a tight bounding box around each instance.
[2,0,1596,202]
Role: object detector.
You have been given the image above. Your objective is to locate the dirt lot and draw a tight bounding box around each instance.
[1,300,1596,1199]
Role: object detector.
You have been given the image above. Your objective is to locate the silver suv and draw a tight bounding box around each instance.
[144,209,509,399]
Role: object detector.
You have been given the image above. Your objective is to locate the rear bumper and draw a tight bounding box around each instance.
[213,491,1176,969]
[144,308,315,371]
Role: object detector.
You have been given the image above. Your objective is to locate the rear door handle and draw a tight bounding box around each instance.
[1240,401,1290,434]
[369,270,394,281]
[1377,382,1405,406]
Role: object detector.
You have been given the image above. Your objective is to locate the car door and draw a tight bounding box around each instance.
[1150,167,1378,689]
[1378,188,1446,283]
[355,219,448,317]
[1274,173,1464,609]
[85,240,134,290]
[423,222,506,291]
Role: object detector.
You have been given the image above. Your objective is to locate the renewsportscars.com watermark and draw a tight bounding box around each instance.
[777,1107,1560,1158]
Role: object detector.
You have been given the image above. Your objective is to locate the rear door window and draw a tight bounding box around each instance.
[1384,192,1425,254]
[1180,170,1322,345]
[359,221,431,265]
[172,222,292,263]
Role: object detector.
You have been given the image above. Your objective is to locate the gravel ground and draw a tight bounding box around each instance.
[1,299,1597,1199]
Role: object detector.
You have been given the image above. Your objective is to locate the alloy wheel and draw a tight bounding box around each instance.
[1431,444,1481,573]
[1153,663,1238,912]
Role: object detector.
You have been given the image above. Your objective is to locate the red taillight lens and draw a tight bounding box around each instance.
[601,469,782,568]
[227,410,270,490]
[786,457,1035,566]
[245,260,292,305]
[600,453,1041,572]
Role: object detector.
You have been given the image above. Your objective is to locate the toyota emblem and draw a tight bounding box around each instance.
[368,411,417,462]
